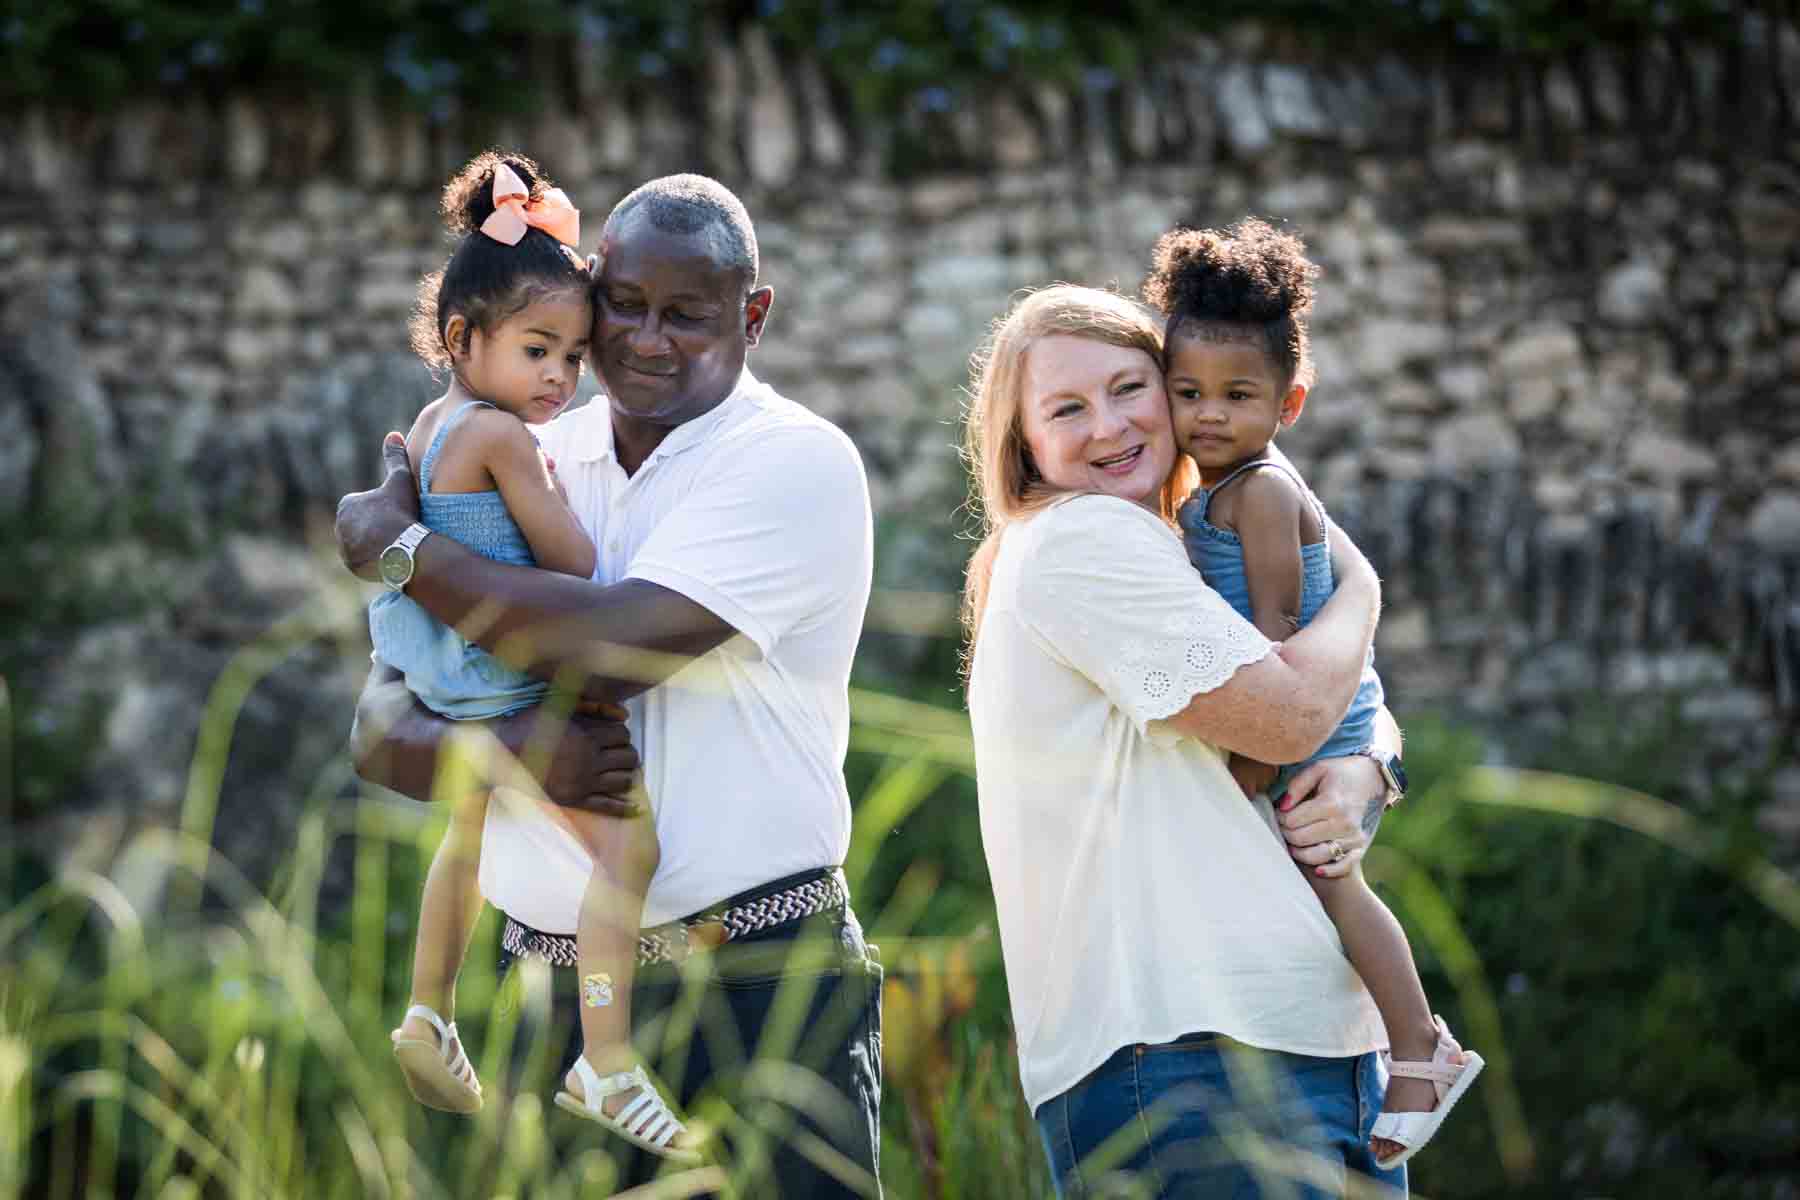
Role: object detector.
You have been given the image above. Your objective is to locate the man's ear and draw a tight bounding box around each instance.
[744,286,775,348]
[1280,383,1308,428]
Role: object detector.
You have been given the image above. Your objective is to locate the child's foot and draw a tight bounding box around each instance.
[556,1056,703,1162]
[1371,1072,1444,1161]
[390,1003,482,1114]
[1368,1015,1485,1169]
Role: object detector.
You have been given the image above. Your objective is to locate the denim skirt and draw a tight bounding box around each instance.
[1034,1032,1406,1199]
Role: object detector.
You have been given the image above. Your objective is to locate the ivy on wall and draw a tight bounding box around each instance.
[8,0,1740,115]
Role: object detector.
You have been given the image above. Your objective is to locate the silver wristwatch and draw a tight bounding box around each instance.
[378,522,432,593]
[1354,745,1408,808]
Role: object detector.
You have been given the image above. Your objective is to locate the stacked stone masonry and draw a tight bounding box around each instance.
[7,19,1800,864]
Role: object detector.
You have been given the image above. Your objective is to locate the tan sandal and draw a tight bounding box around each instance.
[390,1003,482,1114]
[554,1057,702,1163]
[1369,1014,1484,1169]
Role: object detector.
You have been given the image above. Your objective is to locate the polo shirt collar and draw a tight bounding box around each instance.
[570,368,755,465]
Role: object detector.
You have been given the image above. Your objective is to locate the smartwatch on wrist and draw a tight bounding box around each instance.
[1354,745,1407,808]
[378,522,432,593]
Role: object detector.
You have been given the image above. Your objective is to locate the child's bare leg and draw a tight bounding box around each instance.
[561,806,695,1146]
[399,788,491,1046]
[1308,867,1442,1159]
[565,806,656,1079]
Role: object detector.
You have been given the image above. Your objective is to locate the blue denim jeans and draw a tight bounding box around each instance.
[1035,1033,1405,1199]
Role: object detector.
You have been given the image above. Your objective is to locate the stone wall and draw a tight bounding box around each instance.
[7,18,1800,872]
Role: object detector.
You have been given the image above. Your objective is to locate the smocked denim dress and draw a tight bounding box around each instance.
[1177,458,1384,794]
[368,399,551,720]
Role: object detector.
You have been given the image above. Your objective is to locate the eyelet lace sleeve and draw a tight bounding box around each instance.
[1114,605,1274,724]
[1018,496,1274,733]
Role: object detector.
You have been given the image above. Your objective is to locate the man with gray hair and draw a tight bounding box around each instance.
[337,173,882,1195]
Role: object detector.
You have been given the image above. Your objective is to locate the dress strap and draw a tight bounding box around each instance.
[1205,456,1329,534]
[419,398,497,495]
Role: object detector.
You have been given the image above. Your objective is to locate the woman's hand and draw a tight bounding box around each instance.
[1276,754,1387,878]
[337,433,422,578]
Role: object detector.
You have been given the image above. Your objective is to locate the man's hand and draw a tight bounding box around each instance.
[1275,754,1387,878]
[336,432,421,579]
[496,699,645,817]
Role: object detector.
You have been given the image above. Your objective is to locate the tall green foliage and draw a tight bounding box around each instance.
[7,585,1799,1195]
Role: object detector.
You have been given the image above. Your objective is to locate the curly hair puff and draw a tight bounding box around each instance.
[1142,217,1320,391]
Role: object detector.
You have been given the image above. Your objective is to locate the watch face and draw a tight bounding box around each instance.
[1389,759,1408,795]
[379,544,412,588]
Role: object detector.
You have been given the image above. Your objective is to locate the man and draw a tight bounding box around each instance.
[337,174,881,1196]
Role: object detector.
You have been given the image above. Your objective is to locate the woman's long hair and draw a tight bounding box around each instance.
[959,285,1197,682]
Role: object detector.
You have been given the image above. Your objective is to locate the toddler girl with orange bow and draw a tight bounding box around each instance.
[369,150,699,1162]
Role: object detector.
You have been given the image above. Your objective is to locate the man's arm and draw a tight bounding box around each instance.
[350,662,645,814]
[338,435,736,704]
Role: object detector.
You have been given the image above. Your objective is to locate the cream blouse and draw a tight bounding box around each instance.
[969,494,1386,1112]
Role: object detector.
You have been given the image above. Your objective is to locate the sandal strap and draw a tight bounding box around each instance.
[400,1004,475,1084]
[1370,1109,1429,1147]
[569,1058,688,1141]
[1386,1058,1464,1086]
[574,1060,648,1101]
[441,1024,472,1081]
[616,1090,677,1145]
[402,1003,452,1042]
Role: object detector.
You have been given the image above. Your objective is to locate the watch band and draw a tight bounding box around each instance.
[393,522,431,554]
[380,522,432,592]
[1354,745,1406,807]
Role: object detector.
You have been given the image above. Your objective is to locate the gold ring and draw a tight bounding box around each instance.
[1329,840,1347,863]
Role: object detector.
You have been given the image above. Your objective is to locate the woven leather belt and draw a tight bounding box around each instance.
[501,868,848,968]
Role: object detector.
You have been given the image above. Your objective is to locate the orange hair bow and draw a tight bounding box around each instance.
[479,162,580,249]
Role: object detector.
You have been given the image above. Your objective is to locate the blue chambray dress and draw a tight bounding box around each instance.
[1177,457,1384,794]
[368,399,551,720]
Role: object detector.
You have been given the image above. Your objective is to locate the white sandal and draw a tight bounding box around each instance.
[1369,1014,1485,1170]
[390,1003,482,1114]
[553,1057,702,1163]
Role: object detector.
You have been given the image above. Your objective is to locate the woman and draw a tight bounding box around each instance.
[963,286,1406,1198]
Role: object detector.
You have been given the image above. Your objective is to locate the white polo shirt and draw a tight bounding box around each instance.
[476,369,874,930]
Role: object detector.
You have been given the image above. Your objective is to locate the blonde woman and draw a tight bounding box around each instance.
[964,285,1408,1198]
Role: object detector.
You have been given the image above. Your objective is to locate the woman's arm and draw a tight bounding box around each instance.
[349,662,644,814]
[1158,519,1379,763]
[475,411,597,579]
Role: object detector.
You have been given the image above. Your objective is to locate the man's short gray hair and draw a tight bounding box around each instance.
[604,174,759,286]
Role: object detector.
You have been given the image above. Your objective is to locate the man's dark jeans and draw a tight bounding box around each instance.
[499,906,884,1197]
